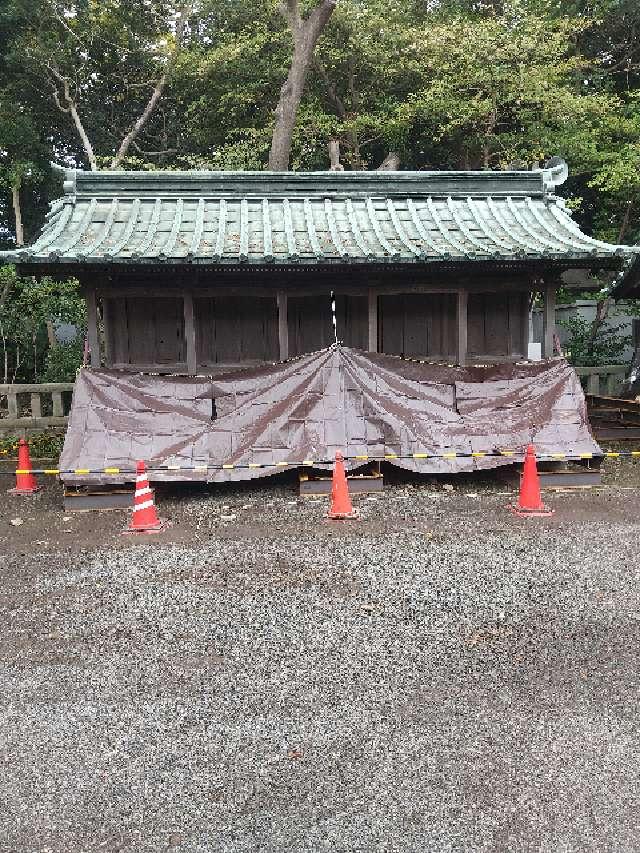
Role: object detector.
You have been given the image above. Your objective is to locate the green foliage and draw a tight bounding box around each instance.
[558,315,631,366]
[0,0,638,384]
[42,338,85,383]
[0,431,64,459]
[0,266,85,383]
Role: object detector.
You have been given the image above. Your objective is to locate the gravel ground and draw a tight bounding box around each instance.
[2,462,640,852]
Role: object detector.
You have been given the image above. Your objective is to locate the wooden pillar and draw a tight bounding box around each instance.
[86,287,100,368]
[520,292,530,359]
[277,291,289,361]
[184,292,197,375]
[543,282,556,359]
[457,289,468,366]
[367,289,378,352]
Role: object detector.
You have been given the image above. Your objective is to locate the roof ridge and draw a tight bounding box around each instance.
[60,167,552,200]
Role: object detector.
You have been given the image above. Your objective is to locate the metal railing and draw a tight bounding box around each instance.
[0,383,75,434]
[574,365,627,397]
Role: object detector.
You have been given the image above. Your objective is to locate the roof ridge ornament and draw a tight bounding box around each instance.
[538,156,569,191]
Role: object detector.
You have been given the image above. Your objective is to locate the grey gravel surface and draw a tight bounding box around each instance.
[1,478,640,852]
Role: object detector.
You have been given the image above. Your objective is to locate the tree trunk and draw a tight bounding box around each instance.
[377,152,400,171]
[269,43,312,171]
[268,0,338,171]
[328,138,344,170]
[69,101,98,171]
[585,204,633,357]
[46,320,58,349]
[11,184,24,246]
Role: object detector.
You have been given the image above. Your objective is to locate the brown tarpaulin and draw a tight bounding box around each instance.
[60,347,600,483]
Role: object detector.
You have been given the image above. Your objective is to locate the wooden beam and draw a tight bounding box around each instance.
[543,283,556,358]
[277,291,289,361]
[95,280,535,300]
[367,289,378,352]
[183,293,197,375]
[86,287,100,367]
[520,292,530,359]
[457,289,468,366]
[102,298,113,366]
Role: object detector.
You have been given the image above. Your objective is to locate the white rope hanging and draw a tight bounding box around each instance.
[330,290,339,345]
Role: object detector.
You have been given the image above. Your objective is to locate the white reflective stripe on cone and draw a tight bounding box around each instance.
[136,474,148,483]
[135,486,152,497]
[133,499,155,512]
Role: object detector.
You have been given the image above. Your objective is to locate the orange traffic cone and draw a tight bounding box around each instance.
[327,451,359,520]
[8,438,40,495]
[122,460,166,534]
[510,444,553,517]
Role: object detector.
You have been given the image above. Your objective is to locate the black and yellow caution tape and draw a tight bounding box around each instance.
[3,448,640,477]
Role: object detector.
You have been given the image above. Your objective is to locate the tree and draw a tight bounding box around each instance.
[269,0,338,170]
[6,0,194,172]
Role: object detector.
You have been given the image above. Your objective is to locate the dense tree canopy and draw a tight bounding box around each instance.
[1,0,639,244]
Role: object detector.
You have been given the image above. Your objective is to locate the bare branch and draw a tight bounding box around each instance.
[132,141,178,157]
[110,4,191,169]
[313,57,346,119]
[46,64,97,170]
[11,186,24,247]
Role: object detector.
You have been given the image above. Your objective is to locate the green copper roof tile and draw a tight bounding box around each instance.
[133,198,161,257]
[1,164,635,269]
[31,203,73,254]
[446,196,490,256]
[487,196,538,254]
[82,198,118,257]
[283,198,298,260]
[428,197,467,255]
[239,199,249,261]
[467,198,513,254]
[189,198,205,256]
[262,199,274,261]
[62,198,98,256]
[108,198,140,257]
[324,199,348,258]
[524,196,583,253]
[507,197,559,254]
[303,198,322,258]
[345,199,373,259]
[160,197,183,257]
[387,199,423,258]
[213,198,227,261]
[366,197,399,257]
[406,199,447,256]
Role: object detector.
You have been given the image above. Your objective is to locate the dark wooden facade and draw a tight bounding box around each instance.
[86,268,551,373]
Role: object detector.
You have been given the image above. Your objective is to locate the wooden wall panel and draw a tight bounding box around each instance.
[123,297,185,365]
[468,292,527,357]
[286,294,368,357]
[336,294,368,350]
[287,295,334,357]
[106,297,185,366]
[379,294,457,358]
[195,295,278,364]
[104,298,128,364]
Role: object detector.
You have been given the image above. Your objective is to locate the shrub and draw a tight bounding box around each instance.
[557,315,631,367]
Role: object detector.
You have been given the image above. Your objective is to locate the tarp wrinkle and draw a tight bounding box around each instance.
[59,347,600,484]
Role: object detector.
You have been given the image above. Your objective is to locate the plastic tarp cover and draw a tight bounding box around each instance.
[59,346,601,483]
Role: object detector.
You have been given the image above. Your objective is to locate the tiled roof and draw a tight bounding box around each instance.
[2,163,636,267]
